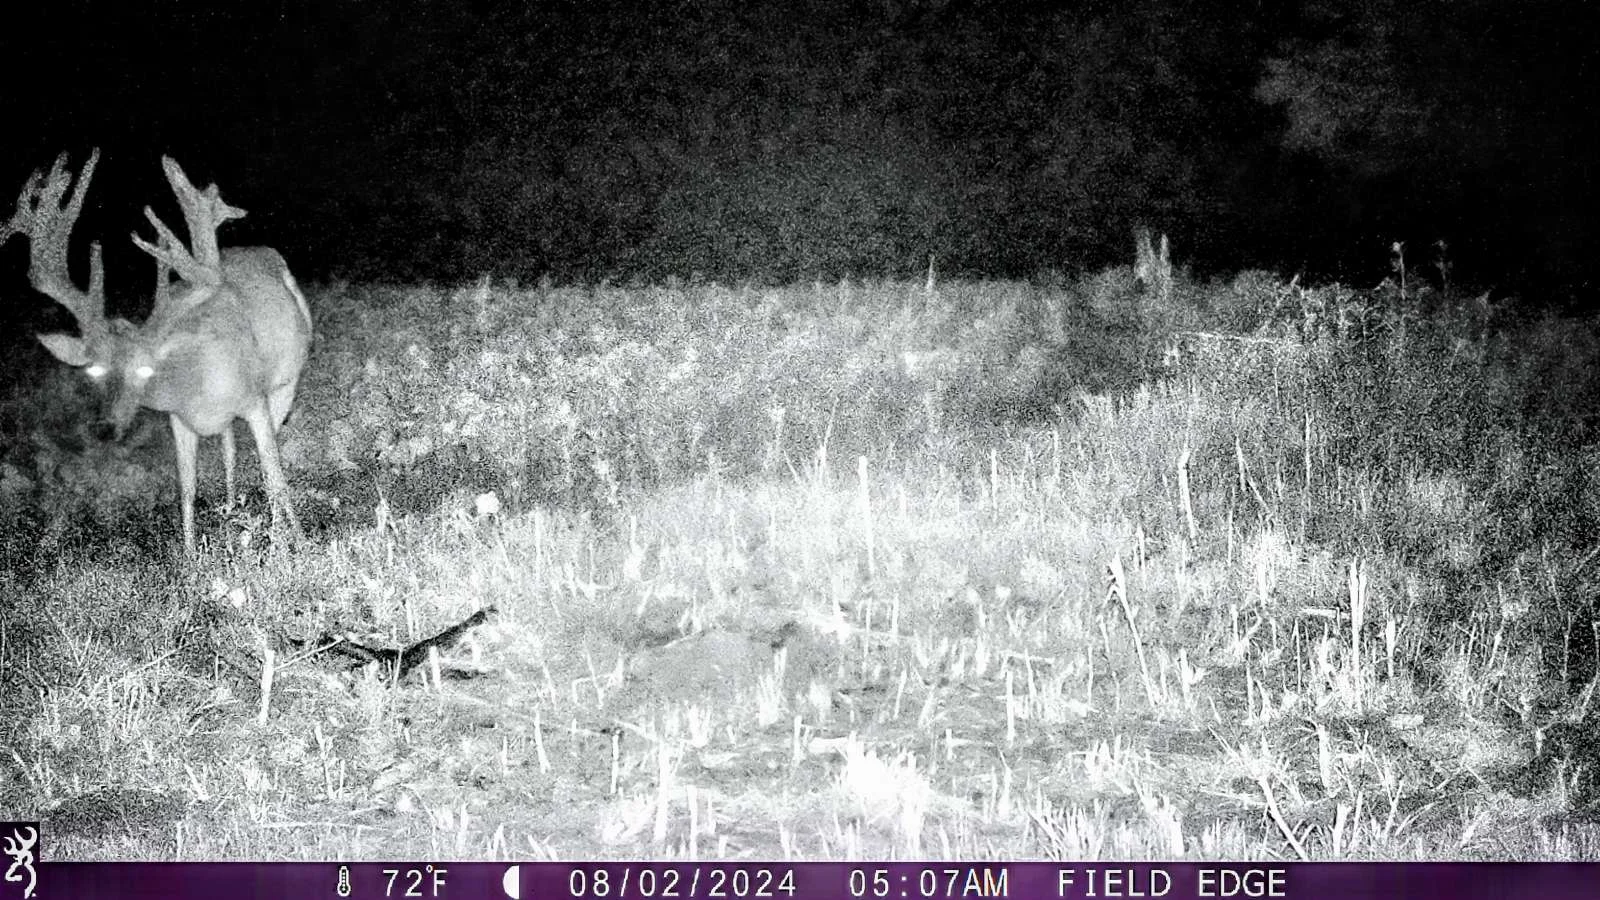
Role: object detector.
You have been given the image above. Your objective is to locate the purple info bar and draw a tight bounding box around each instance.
[8,861,1600,900]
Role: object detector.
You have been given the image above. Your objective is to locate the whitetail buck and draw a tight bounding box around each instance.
[0,150,313,553]
[1133,226,1172,301]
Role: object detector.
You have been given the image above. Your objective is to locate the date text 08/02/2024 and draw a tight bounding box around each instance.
[556,865,1287,899]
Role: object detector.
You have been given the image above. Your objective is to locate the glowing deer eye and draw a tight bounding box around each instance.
[135,365,155,379]
[85,364,107,379]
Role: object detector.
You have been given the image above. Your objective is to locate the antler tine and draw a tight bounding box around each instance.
[56,150,97,237]
[152,253,171,299]
[131,156,245,291]
[133,219,221,337]
[131,205,211,286]
[5,150,107,338]
[0,167,42,245]
[133,156,249,334]
[163,156,245,269]
[88,240,105,302]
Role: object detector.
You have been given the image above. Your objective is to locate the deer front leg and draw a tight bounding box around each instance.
[169,414,200,555]
[221,423,237,510]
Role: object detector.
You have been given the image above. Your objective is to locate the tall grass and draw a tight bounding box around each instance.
[2,262,1597,859]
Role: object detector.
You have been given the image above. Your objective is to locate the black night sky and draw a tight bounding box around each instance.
[1,0,1594,307]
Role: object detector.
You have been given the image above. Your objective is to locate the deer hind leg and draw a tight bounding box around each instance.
[267,375,300,432]
[168,415,200,555]
[221,423,237,510]
[244,399,302,544]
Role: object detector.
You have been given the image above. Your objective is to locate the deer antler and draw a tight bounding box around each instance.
[2,150,108,343]
[132,156,246,333]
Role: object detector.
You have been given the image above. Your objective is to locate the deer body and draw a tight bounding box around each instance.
[115,248,310,436]
[120,248,312,552]
[5,151,312,554]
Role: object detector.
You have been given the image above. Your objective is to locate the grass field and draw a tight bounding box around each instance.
[3,263,1599,860]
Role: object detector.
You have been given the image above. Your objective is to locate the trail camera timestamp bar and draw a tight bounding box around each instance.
[10,858,1600,899]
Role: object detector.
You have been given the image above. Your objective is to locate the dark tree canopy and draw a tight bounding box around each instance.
[0,0,1591,294]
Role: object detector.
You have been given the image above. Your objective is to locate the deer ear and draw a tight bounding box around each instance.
[38,332,90,367]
